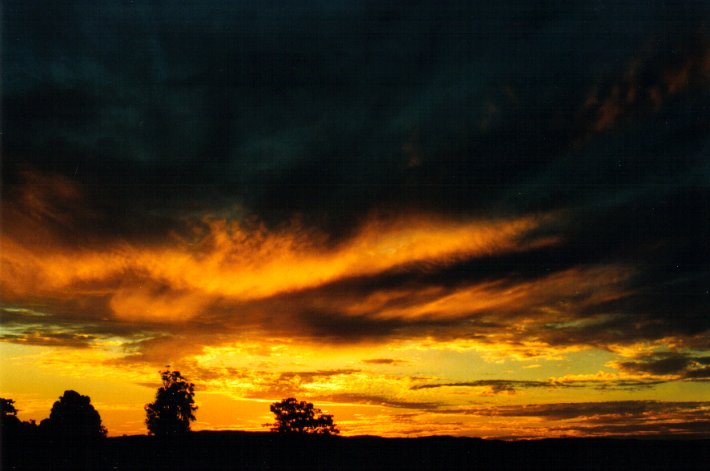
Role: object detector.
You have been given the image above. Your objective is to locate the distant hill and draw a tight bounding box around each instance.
[3,431,708,470]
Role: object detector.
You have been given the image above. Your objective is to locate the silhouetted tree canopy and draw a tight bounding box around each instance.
[41,390,107,440]
[145,369,197,436]
[268,398,339,435]
[1,397,18,417]
[1,397,21,433]
[1,398,41,443]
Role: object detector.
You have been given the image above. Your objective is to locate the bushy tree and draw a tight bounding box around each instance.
[41,390,107,440]
[1,397,21,432]
[145,369,197,436]
[267,398,339,435]
[0,397,18,417]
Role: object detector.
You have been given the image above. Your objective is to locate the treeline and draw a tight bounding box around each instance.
[2,372,709,470]
[1,391,105,442]
[1,369,338,442]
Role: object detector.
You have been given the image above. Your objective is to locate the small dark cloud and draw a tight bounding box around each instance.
[320,393,441,412]
[0,331,95,349]
[411,380,551,393]
[362,358,406,365]
[473,401,709,420]
[591,380,667,390]
[462,401,710,437]
[411,378,667,393]
[615,352,710,380]
[685,367,710,379]
[619,355,691,375]
[296,309,459,343]
[551,420,710,437]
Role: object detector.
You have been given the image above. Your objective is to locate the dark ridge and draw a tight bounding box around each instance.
[3,431,708,470]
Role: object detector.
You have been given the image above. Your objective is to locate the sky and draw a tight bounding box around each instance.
[1,0,709,438]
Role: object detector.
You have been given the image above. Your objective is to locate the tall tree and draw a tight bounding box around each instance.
[268,398,339,435]
[41,391,107,440]
[145,369,197,436]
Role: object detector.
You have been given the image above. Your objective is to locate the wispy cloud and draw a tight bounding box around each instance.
[411,377,666,394]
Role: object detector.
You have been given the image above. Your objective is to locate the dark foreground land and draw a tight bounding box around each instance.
[3,431,709,470]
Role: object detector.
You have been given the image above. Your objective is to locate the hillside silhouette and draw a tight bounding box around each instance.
[3,430,708,470]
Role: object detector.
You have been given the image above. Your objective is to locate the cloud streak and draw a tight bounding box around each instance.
[2,172,550,321]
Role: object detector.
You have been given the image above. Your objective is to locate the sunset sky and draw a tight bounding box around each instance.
[2,1,709,439]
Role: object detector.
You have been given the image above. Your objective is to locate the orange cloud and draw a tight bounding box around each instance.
[581,44,710,134]
[348,265,630,322]
[131,214,543,302]
[109,285,211,322]
[1,176,551,322]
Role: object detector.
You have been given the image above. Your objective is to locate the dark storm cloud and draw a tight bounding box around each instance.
[3,0,710,354]
[4,1,708,227]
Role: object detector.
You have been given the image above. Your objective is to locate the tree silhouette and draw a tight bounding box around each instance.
[1,398,40,443]
[41,390,107,440]
[1,397,21,434]
[267,398,339,435]
[145,369,197,436]
[1,397,18,417]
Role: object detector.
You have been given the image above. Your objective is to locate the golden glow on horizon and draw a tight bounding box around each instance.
[3,339,709,438]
